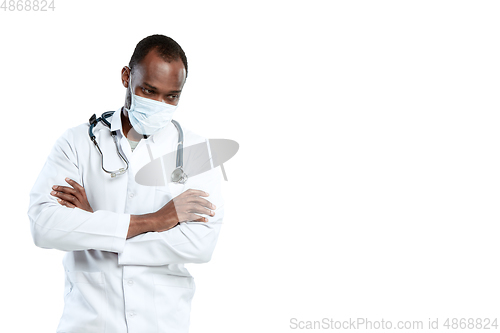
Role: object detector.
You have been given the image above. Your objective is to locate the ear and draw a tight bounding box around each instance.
[121,66,131,88]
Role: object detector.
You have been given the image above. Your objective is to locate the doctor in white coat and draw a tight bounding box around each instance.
[28,34,224,333]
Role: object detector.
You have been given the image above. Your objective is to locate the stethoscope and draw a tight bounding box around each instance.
[88,110,188,184]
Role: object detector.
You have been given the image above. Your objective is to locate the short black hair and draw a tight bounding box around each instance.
[128,34,188,78]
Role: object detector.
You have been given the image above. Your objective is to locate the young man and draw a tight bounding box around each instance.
[28,34,224,333]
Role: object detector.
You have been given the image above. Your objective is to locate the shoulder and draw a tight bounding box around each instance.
[54,123,87,149]
[59,118,109,145]
[46,123,86,161]
[66,122,90,138]
[53,120,108,159]
[52,122,85,145]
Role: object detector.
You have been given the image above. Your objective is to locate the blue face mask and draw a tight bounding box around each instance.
[125,75,178,135]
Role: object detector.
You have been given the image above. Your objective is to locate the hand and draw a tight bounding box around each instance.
[50,177,94,213]
[152,189,216,232]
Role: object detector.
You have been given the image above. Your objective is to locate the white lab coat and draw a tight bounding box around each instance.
[28,108,224,333]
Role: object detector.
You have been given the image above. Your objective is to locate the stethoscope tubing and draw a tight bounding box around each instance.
[88,110,186,182]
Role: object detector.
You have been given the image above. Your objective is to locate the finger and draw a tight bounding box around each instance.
[65,178,87,196]
[188,213,209,223]
[51,191,79,205]
[171,199,215,217]
[52,185,77,195]
[66,178,91,203]
[175,194,215,209]
[189,204,215,217]
[65,177,83,189]
[187,196,216,210]
[57,198,76,209]
[180,189,209,198]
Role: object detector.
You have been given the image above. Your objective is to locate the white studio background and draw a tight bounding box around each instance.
[1,1,499,332]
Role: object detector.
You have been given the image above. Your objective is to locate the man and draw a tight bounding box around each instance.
[28,34,224,333]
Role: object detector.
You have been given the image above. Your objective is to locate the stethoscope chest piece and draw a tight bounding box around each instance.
[171,167,188,184]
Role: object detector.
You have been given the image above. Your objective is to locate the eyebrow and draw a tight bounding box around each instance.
[143,82,158,90]
[143,82,182,94]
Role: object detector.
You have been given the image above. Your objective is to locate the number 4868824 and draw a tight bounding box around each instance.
[1,0,55,11]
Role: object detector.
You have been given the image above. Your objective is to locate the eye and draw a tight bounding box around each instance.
[168,94,179,100]
[142,88,155,95]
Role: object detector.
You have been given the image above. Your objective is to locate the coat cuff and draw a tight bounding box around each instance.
[110,213,131,253]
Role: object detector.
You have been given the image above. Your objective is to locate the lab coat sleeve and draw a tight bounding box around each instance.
[117,165,224,265]
[28,128,131,253]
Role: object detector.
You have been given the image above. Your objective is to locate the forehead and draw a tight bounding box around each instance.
[133,50,186,90]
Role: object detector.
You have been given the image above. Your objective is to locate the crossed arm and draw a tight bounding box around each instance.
[50,178,215,239]
[28,129,224,265]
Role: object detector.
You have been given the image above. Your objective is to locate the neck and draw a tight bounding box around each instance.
[121,108,143,141]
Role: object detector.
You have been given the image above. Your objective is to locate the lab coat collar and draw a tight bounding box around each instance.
[110,107,173,144]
